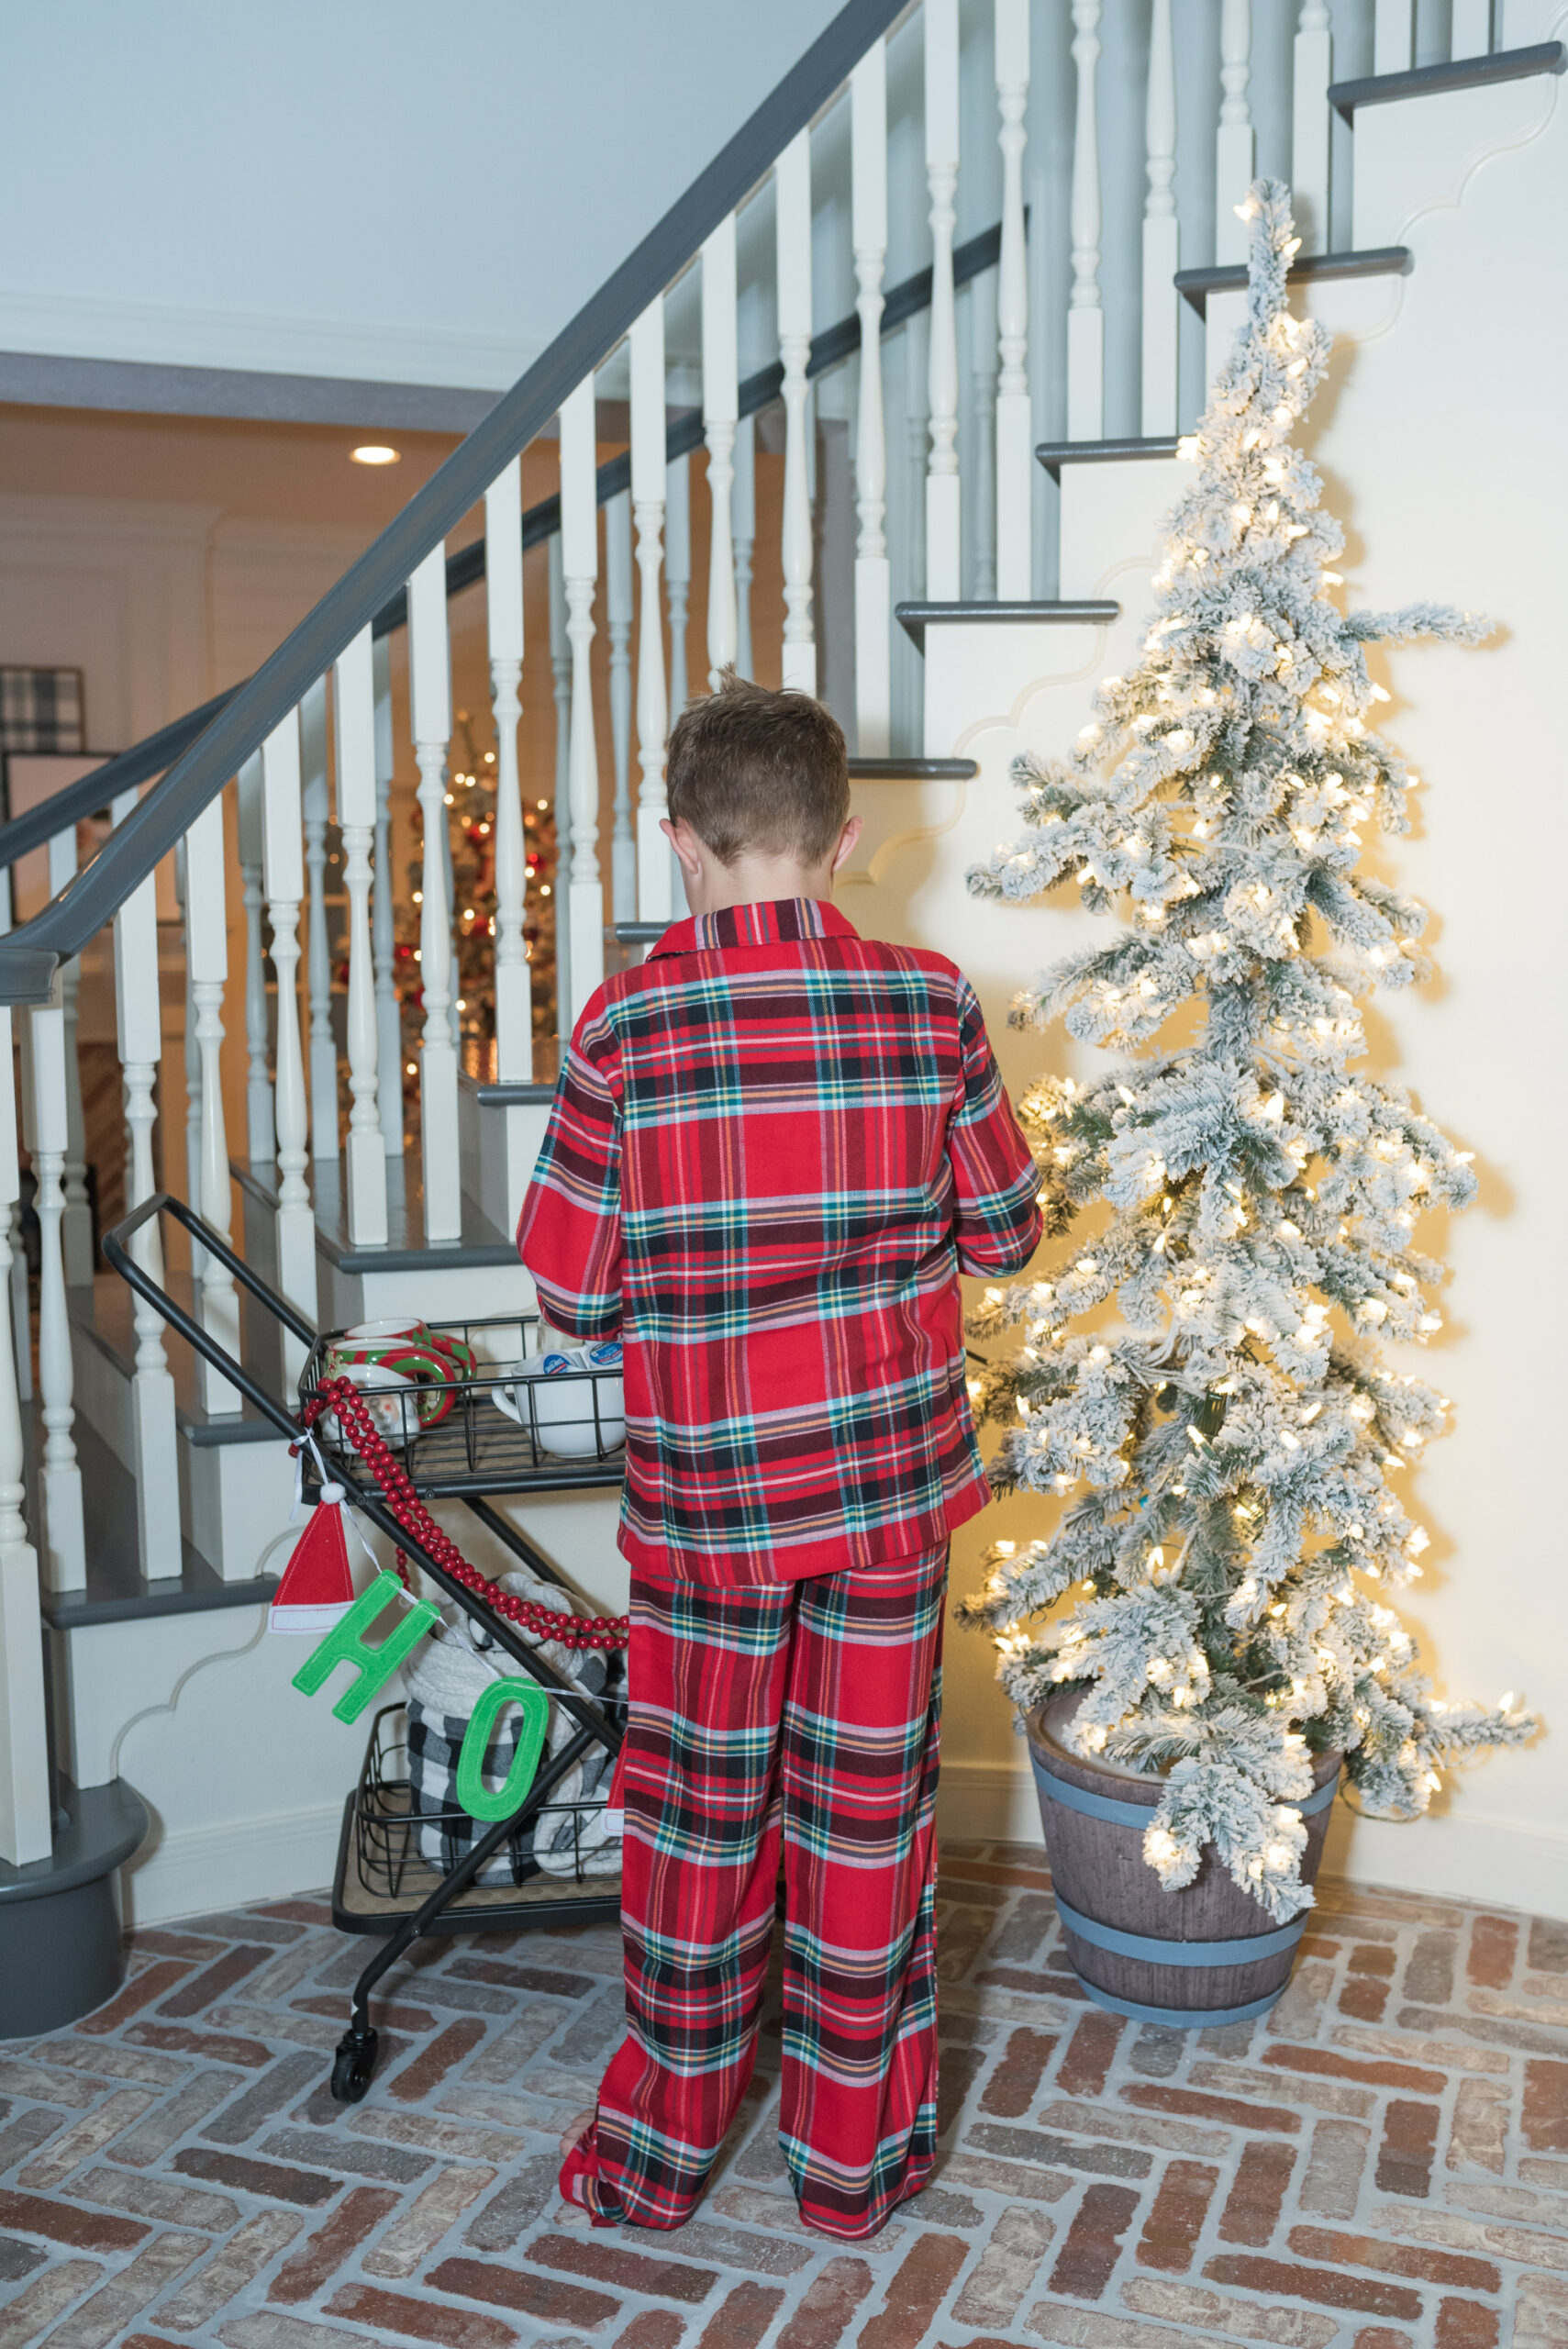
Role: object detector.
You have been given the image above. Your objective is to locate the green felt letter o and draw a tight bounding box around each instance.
[454,1676,550,1821]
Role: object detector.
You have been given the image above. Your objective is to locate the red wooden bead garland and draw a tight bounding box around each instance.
[295,1375,629,1652]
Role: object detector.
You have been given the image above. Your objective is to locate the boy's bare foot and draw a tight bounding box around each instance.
[560,2107,595,2160]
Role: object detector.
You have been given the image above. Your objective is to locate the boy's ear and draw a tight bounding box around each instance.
[661,817,706,885]
[830,815,863,874]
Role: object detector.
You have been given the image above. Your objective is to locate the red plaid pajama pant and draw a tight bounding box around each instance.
[581,1544,948,2239]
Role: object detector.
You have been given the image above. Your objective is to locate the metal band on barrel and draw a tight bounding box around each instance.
[1030,1750,1340,1825]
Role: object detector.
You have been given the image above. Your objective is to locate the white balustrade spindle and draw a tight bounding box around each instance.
[261,710,318,1379]
[300,677,338,1163]
[852,39,890,750]
[925,0,962,599]
[1068,2,1105,441]
[408,551,462,1242]
[547,529,573,1034]
[24,994,84,1590]
[1142,0,1180,434]
[113,853,183,1574]
[1451,0,1492,57]
[0,876,28,1408]
[183,796,243,1416]
[372,635,404,1156]
[606,485,636,918]
[994,0,1031,598]
[335,627,390,1244]
[1215,0,1255,264]
[485,458,532,1080]
[775,130,817,689]
[629,300,673,918]
[561,379,606,1029]
[732,416,755,681]
[905,306,929,618]
[702,217,740,692]
[666,451,692,727]
[177,842,205,1284]
[1292,6,1332,258]
[1373,0,1412,74]
[236,751,275,1166]
[0,999,48,1863]
[45,828,92,1288]
[969,266,999,596]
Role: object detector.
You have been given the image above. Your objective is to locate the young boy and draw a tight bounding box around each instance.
[517,676,1040,2241]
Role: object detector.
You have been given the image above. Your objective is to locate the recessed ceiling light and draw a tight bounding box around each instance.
[351,444,400,466]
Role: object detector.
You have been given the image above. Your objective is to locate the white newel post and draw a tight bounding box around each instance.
[1142,0,1180,434]
[732,417,755,681]
[925,0,962,600]
[46,829,92,1288]
[1292,6,1332,258]
[850,42,890,750]
[237,751,275,1167]
[665,452,692,727]
[606,486,636,918]
[1215,0,1254,264]
[0,1017,42,1848]
[776,129,817,690]
[485,457,532,1080]
[261,710,318,1379]
[301,677,338,1164]
[994,0,1031,598]
[1068,2,1105,441]
[1373,1,1412,74]
[560,378,606,1029]
[24,992,84,1590]
[372,635,404,1157]
[630,299,673,918]
[183,796,243,1418]
[702,217,740,692]
[408,550,462,1244]
[335,626,390,1245]
[0,1008,49,1865]
[548,531,573,1037]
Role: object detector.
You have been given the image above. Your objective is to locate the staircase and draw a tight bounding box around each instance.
[0,0,1562,1987]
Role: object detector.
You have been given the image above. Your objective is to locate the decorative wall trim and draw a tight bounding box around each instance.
[0,285,543,399]
[0,350,499,434]
[119,1798,347,1928]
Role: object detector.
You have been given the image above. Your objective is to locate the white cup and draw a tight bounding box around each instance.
[495,1345,626,1458]
[324,1359,418,1453]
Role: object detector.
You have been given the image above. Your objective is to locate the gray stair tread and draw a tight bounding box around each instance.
[895,599,1120,651]
[1035,436,1181,478]
[1329,39,1564,116]
[849,757,979,779]
[233,1152,523,1275]
[462,1070,557,1108]
[1175,246,1411,312]
[29,1408,277,1631]
[72,1273,291,1447]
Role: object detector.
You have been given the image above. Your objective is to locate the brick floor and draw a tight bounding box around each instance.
[0,1851,1563,2346]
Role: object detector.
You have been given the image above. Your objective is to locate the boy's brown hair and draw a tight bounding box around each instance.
[666,671,850,868]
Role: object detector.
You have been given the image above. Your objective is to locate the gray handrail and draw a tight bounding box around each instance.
[0,0,907,1007]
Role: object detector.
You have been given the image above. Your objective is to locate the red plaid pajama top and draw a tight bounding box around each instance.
[517,896,1040,1584]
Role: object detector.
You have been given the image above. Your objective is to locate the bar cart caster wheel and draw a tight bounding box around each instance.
[329,2029,379,2104]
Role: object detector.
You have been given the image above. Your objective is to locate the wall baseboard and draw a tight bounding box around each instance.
[937,1758,1568,1924]
[120,1802,343,1928]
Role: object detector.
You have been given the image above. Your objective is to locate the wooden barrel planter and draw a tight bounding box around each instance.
[1027,1692,1340,2027]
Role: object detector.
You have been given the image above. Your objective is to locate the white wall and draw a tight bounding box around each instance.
[0,0,847,393]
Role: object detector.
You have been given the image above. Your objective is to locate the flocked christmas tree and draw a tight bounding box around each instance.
[962,183,1534,1922]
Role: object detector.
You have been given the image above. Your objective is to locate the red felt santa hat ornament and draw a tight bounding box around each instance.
[269,1478,358,1636]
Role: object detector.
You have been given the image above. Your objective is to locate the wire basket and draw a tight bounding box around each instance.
[348,1704,623,1909]
[300,1311,627,1497]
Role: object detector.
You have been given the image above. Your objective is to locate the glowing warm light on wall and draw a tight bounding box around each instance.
[350,445,401,466]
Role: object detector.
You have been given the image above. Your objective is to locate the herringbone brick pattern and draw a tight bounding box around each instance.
[0,1848,1563,2347]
